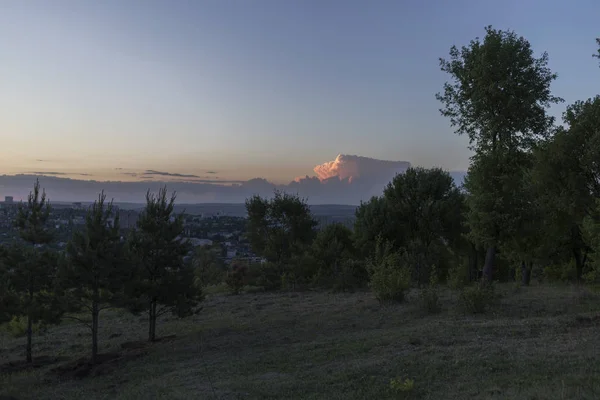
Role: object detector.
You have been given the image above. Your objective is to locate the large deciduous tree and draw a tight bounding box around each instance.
[383,167,464,283]
[127,187,202,342]
[436,26,562,282]
[11,180,63,363]
[532,96,600,280]
[61,192,126,364]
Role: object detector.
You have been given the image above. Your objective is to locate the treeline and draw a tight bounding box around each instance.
[0,182,202,364]
[234,28,600,296]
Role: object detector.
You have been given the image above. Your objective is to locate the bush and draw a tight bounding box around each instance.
[367,238,411,303]
[312,259,369,292]
[332,259,369,292]
[2,316,46,338]
[194,262,225,287]
[251,262,281,291]
[447,261,470,289]
[420,266,441,314]
[459,283,495,314]
[543,261,577,282]
[225,262,248,295]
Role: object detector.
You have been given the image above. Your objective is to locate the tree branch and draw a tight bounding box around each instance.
[156,305,172,317]
[63,315,93,331]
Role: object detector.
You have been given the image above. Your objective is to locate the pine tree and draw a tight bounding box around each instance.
[12,179,62,363]
[127,187,202,342]
[61,192,126,364]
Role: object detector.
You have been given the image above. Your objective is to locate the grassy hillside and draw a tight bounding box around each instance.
[1,284,599,399]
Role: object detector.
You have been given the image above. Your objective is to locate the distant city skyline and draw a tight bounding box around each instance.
[1,1,599,184]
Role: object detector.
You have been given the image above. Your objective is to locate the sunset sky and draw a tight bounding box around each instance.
[1,0,599,184]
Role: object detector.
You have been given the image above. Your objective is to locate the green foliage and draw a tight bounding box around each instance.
[447,260,470,289]
[367,237,411,303]
[459,283,496,314]
[354,196,394,257]
[14,179,54,246]
[311,223,364,290]
[249,262,281,291]
[355,168,465,285]
[389,377,415,397]
[437,26,561,282]
[193,246,225,287]
[2,315,46,338]
[245,191,317,265]
[419,266,441,314]
[61,192,127,363]
[225,262,248,295]
[7,180,63,362]
[127,187,203,342]
[543,262,578,283]
[532,96,600,280]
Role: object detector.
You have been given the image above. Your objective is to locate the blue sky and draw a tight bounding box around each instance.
[1,0,598,183]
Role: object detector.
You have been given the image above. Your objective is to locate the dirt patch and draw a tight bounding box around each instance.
[50,349,148,380]
[0,356,66,375]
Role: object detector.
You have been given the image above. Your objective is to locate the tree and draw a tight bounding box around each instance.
[11,179,62,363]
[436,26,562,282]
[531,96,600,280]
[311,223,363,289]
[193,245,225,287]
[61,192,126,364]
[383,168,464,283]
[127,187,202,342]
[595,38,599,65]
[245,191,317,269]
[354,196,395,258]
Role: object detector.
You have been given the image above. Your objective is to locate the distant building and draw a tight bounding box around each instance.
[72,202,82,209]
[4,196,13,204]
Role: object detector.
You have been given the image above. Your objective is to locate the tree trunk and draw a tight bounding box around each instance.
[26,312,33,363]
[469,243,479,282]
[482,246,496,283]
[148,299,157,342]
[573,248,585,282]
[91,300,99,364]
[521,261,532,286]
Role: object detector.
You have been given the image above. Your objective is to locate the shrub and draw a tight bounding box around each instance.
[367,238,411,303]
[447,261,470,289]
[252,262,281,291]
[543,261,577,282]
[332,259,369,292]
[389,377,415,398]
[225,262,248,295]
[459,283,495,314]
[419,266,441,314]
[313,259,369,292]
[2,316,46,338]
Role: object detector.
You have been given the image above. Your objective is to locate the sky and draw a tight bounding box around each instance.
[1,0,599,186]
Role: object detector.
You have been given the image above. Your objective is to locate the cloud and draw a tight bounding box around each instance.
[144,170,200,178]
[115,167,124,170]
[4,155,466,204]
[206,171,217,174]
[30,171,92,177]
[312,154,411,182]
[30,171,68,175]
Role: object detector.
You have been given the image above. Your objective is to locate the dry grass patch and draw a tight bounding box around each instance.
[1,284,599,399]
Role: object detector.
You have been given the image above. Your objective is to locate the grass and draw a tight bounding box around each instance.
[1,283,600,399]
